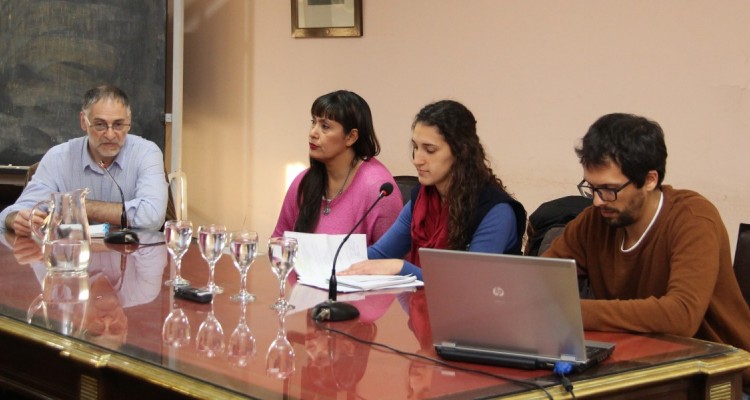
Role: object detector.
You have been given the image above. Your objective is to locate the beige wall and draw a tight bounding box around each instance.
[181,0,750,251]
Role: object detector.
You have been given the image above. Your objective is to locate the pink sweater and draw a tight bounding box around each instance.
[272,158,403,245]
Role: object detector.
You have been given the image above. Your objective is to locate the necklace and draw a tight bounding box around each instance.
[322,161,356,216]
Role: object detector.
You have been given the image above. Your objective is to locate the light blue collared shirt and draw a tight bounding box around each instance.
[0,134,168,231]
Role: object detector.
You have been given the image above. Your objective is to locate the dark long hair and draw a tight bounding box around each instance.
[412,100,509,249]
[295,90,380,232]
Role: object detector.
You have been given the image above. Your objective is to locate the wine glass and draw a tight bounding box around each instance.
[267,237,298,311]
[195,300,225,358]
[229,230,258,303]
[265,307,295,379]
[197,224,227,294]
[164,220,193,286]
[162,303,191,348]
[227,301,256,367]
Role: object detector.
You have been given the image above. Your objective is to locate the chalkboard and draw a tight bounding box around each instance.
[0,0,166,167]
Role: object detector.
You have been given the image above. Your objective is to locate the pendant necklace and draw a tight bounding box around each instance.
[323,161,356,216]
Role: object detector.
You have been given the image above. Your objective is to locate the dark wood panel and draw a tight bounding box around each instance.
[0,326,201,400]
[0,327,91,399]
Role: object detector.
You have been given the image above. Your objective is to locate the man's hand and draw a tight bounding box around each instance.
[86,199,127,228]
[7,210,47,237]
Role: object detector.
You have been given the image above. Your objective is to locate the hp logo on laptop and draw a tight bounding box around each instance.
[492,286,505,297]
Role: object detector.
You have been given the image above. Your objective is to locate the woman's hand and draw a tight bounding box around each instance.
[338,259,403,276]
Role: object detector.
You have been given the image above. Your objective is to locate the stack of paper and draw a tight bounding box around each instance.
[89,223,109,238]
[336,275,419,291]
[284,231,423,293]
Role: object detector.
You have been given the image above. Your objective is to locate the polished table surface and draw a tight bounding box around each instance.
[0,231,748,399]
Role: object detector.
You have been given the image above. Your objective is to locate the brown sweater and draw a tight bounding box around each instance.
[544,186,750,390]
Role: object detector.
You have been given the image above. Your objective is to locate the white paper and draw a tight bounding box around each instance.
[89,223,109,238]
[336,275,419,291]
[298,274,423,292]
[284,231,367,282]
[284,231,424,293]
[296,267,423,293]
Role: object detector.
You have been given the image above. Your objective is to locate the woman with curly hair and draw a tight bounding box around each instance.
[341,100,526,281]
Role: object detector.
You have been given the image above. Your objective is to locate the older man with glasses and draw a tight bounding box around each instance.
[544,113,750,394]
[0,84,168,236]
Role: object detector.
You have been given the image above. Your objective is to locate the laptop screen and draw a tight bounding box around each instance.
[419,249,589,363]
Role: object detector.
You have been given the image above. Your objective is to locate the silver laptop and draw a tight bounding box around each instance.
[419,248,615,372]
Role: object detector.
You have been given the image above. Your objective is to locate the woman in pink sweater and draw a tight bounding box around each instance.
[272,90,402,245]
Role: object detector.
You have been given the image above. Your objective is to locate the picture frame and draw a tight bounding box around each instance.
[291,0,362,38]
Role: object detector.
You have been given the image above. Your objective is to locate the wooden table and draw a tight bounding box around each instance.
[0,232,748,399]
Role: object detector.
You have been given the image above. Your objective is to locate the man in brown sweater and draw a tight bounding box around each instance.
[543,113,750,394]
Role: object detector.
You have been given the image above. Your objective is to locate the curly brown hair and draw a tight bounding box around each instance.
[412,100,509,249]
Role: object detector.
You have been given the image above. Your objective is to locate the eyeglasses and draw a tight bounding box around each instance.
[85,115,130,134]
[577,180,632,201]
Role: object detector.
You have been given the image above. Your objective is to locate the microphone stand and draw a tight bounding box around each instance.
[311,183,393,322]
[100,162,139,245]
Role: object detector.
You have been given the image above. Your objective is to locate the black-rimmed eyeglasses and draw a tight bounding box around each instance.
[577,180,631,201]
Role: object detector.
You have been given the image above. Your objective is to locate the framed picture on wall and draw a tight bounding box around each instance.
[291,0,362,38]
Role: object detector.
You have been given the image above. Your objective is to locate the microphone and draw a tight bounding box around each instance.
[100,161,139,245]
[311,182,394,322]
